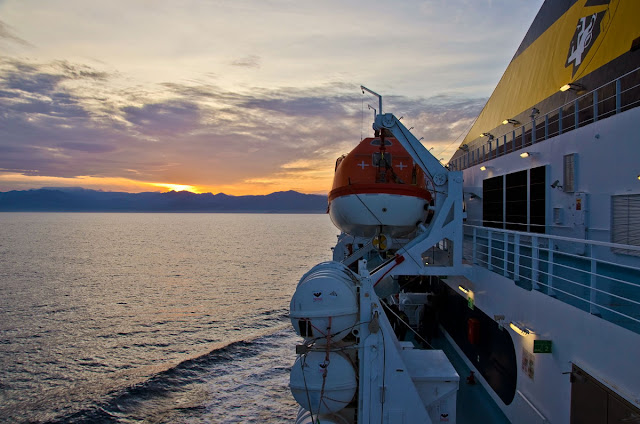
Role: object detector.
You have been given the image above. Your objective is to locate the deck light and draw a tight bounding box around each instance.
[458,285,469,294]
[502,119,520,126]
[509,322,532,337]
[480,166,487,171]
[560,83,585,92]
[520,151,535,158]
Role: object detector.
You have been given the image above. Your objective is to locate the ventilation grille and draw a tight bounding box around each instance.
[563,154,576,192]
[612,194,640,256]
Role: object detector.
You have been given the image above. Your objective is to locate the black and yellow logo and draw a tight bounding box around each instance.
[566,0,612,76]
[566,10,606,76]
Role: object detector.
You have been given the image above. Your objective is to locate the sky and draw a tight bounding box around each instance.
[0,0,543,195]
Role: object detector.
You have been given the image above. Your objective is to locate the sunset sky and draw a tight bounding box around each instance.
[0,0,543,195]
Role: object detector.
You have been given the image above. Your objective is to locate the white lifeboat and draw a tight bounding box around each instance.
[328,135,433,238]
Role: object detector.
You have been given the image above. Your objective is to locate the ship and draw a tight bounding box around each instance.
[288,1,640,423]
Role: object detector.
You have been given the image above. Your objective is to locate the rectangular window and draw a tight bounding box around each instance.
[482,166,546,233]
[506,170,527,231]
[483,175,504,229]
[530,166,546,233]
[612,194,640,256]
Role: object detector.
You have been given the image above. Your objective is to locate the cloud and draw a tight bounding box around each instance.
[231,55,261,68]
[0,19,32,47]
[57,142,117,153]
[121,100,202,136]
[0,55,485,193]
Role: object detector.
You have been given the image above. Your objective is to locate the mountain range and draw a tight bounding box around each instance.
[0,188,327,213]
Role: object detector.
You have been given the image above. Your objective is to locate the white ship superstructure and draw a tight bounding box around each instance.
[288,1,640,422]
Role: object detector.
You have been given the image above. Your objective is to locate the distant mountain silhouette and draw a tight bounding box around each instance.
[0,188,328,213]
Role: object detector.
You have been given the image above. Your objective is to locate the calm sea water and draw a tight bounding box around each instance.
[0,213,339,423]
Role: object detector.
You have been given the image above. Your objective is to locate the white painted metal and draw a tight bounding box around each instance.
[356,261,451,424]
[452,107,640,422]
[290,262,359,344]
[295,409,350,424]
[290,351,357,415]
[329,193,429,238]
[290,85,640,423]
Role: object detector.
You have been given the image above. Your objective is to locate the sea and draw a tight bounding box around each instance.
[0,213,339,423]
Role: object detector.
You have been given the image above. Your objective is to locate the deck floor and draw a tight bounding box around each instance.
[431,332,511,424]
[405,329,512,424]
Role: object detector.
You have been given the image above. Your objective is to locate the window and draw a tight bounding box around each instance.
[506,170,527,231]
[612,194,640,256]
[530,166,546,233]
[370,139,393,146]
[372,152,392,167]
[483,175,504,229]
[482,166,546,233]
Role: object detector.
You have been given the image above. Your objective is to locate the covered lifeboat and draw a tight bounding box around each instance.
[328,130,433,238]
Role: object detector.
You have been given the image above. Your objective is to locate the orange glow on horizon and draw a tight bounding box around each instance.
[0,173,330,196]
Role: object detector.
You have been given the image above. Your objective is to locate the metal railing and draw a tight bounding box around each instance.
[450,66,640,171]
[464,224,640,335]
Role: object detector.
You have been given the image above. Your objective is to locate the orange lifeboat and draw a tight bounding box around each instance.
[328,133,433,238]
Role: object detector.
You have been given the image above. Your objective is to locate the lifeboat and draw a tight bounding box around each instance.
[328,131,433,238]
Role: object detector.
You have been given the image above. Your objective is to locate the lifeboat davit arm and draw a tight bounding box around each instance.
[374,113,449,184]
[372,112,468,277]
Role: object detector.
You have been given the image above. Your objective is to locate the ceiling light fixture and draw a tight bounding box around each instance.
[502,119,520,126]
[560,83,586,92]
[510,322,532,337]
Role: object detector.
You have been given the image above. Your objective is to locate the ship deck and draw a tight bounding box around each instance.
[406,329,511,424]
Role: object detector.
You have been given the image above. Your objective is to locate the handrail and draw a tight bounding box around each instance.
[463,224,640,334]
[464,223,640,253]
[450,65,640,170]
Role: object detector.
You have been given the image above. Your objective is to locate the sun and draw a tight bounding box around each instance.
[150,183,199,192]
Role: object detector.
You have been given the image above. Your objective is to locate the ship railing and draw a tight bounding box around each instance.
[463,224,640,335]
[449,66,640,171]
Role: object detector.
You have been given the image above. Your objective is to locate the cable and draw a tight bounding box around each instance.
[432,114,479,161]
[352,191,384,226]
[381,301,434,349]
[361,95,365,143]
[300,353,315,423]
[379,314,386,424]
